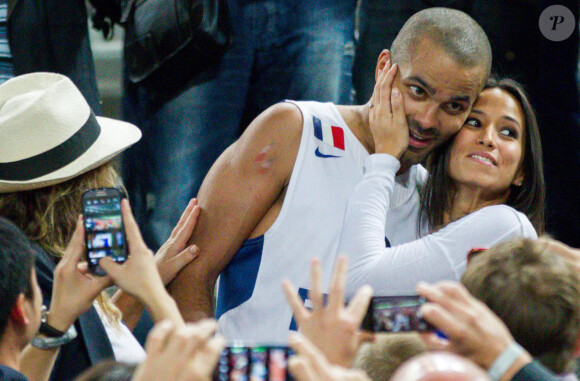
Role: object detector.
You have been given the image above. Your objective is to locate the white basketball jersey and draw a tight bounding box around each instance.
[215,101,425,343]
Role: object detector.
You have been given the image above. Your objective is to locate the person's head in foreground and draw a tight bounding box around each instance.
[354,333,427,381]
[0,72,141,257]
[421,77,545,232]
[0,217,42,370]
[462,237,580,374]
[390,352,490,381]
[377,7,491,172]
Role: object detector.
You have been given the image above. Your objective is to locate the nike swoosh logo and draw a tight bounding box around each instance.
[315,147,341,158]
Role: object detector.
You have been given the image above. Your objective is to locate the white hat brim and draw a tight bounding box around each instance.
[0,116,141,193]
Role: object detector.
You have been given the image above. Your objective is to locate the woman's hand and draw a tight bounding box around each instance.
[48,216,112,332]
[99,200,165,302]
[132,319,225,381]
[368,51,409,159]
[288,333,371,381]
[283,256,373,368]
[155,198,200,285]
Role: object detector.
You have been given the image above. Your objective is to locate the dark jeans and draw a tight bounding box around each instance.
[123,0,357,250]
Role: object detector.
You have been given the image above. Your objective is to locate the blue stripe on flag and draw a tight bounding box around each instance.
[313,116,323,141]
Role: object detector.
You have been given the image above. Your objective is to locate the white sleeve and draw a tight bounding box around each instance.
[339,155,538,297]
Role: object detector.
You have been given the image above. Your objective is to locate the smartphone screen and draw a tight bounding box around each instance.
[229,346,249,381]
[361,295,434,332]
[213,346,293,381]
[82,188,127,276]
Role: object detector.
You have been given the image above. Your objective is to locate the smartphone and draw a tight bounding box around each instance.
[214,346,294,381]
[81,188,127,276]
[361,295,434,332]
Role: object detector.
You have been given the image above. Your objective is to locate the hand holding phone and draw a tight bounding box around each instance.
[361,295,434,333]
[82,187,127,276]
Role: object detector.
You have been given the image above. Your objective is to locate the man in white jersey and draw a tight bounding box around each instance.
[168,7,492,342]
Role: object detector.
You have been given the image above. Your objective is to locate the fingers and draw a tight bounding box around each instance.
[417,281,471,317]
[371,56,392,110]
[345,284,373,323]
[173,246,200,270]
[283,280,309,325]
[173,201,200,247]
[328,256,348,313]
[144,320,175,356]
[391,87,406,128]
[308,259,324,311]
[288,356,319,381]
[170,198,197,239]
[167,320,218,355]
[62,215,86,266]
[377,62,397,115]
[289,333,331,378]
[98,256,121,280]
[121,199,148,253]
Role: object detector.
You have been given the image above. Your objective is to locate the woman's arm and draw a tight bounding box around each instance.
[339,158,537,296]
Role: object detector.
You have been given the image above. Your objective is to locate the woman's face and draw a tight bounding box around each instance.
[448,88,525,198]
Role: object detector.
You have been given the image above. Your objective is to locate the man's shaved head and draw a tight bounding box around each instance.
[391,7,492,86]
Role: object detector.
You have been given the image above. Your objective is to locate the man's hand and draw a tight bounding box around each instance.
[133,319,225,381]
[283,256,373,368]
[48,216,112,332]
[288,333,371,381]
[416,281,532,372]
[368,51,409,158]
[155,198,200,286]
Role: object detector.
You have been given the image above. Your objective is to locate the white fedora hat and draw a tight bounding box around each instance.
[0,72,141,193]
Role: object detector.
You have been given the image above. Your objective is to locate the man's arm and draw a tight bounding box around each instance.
[168,102,304,321]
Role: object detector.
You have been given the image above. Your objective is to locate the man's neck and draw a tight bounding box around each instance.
[0,332,23,372]
[336,103,413,175]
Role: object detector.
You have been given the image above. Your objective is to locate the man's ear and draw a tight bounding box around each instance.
[9,294,30,327]
[375,49,391,82]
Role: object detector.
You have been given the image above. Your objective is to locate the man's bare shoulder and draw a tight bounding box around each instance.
[240,102,304,144]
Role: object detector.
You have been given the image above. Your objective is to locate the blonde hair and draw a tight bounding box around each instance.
[354,333,427,381]
[0,162,122,324]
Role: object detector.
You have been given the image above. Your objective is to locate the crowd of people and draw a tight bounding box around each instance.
[0,4,579,381]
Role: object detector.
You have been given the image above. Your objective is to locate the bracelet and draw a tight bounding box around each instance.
[38,305,66,337]
[488,342,526,381]
[31,324,77,350]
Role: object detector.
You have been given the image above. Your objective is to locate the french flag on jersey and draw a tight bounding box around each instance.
[313,116,345,150]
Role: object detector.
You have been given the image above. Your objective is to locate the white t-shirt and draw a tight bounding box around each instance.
[94,303,146,364]
[339,154,538,297]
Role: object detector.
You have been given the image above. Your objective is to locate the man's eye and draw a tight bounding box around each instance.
[465,117,481,127]
[409,85,424,97]
[446,102,464,113]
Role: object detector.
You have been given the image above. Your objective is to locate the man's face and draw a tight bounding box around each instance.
[390,39,486,171]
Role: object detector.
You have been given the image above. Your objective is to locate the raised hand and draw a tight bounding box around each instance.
[283,256,373,368]
[100,200,183,324]
[48,215,112,332]
[368,50,409,158]
[416,281,532,373]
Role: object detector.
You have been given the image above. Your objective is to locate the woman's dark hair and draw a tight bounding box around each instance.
[420,77,546,234]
